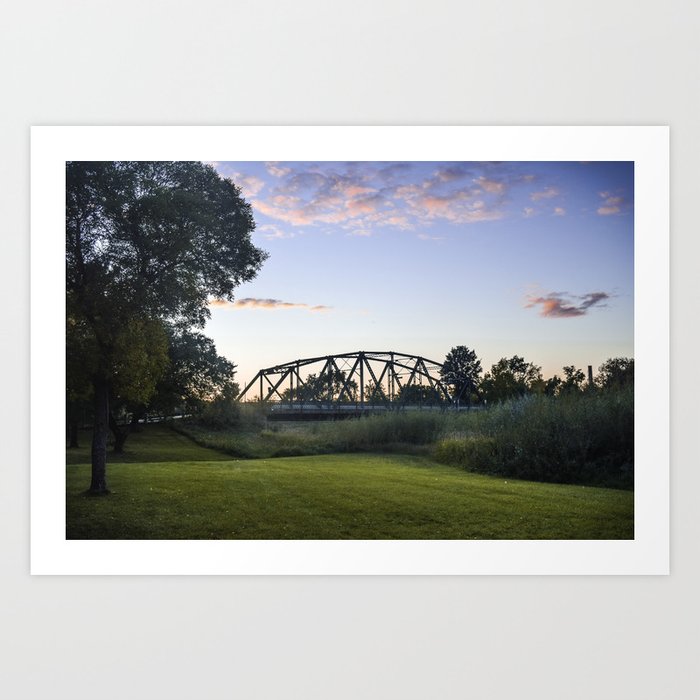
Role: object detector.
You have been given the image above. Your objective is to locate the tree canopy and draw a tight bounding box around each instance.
[149,327,238,416]
[597,357,634,389]
[66,161,267,493]
[481,355,542,403]
[440,346,482,405]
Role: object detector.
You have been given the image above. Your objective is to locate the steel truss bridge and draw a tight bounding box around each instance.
[237,351,451,413]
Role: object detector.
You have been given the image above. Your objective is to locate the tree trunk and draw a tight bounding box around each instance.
[68,420,79,448]
[66,400,80,448]
[130,409,145,433]
[89,376,110,494]
[109,411,129,453]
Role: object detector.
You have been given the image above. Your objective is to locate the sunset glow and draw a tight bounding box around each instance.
[204,161,634,389]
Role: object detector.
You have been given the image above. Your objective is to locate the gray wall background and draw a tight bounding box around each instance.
[2,1,697,698]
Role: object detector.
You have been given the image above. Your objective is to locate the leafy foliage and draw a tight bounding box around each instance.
[66,161,267,490]
[558,365,587,395]
[440,346,482,403]
[66,161,267,331]
[150,327,237,415]
[397,383,446,406]
[597,357,634,389]
[198,381,242,428]
[480,355,542,403]
[281,368,358,403]
[111,317,170,406]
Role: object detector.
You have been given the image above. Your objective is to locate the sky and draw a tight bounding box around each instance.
[203,161,634,394]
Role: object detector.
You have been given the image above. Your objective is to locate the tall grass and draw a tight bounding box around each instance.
[323,410,446,451]
[177,388,634,488]
[435,388,634,488]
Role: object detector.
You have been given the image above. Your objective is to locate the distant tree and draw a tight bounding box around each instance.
[363,380,388,404]
[281,369,357,403]
[397,383,445,406]
[543,375,562,397]
[481,356,542,403]
[67,161,267,493]
[440,346,482,407]
[597,357,634,390]
[198,380,242,428]
[559,365,587,395]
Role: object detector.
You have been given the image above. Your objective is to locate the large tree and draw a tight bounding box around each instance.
[66,161,267,493]
[439,346,482,407]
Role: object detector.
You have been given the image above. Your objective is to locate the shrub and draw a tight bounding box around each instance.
[455,388,634,487]
[198,395,241,429]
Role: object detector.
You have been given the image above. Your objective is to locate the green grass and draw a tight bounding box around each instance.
[66,423,231,464]
[66,425,634,540]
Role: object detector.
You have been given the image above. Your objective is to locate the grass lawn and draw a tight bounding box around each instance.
[66,425,634,540]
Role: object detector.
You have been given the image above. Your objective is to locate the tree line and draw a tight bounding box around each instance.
[271,349,632,406]
[439,346,634,407]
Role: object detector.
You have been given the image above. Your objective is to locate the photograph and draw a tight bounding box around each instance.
[64,157,635,541]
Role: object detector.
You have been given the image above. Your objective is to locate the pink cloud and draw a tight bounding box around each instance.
[210,298,332,312]
[229,173,265,198]
[336,183,377,198]
[475,176,506,194]
[346,195,383,215]
[530,187,559,201]
[265,162,292,177]
[597,191,625,215]
[257,224,295,240]
[525,291,610,318]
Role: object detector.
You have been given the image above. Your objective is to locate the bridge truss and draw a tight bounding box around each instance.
[237,350,451,407]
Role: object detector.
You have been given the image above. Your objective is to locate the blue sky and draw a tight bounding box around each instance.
[204,161,634,392]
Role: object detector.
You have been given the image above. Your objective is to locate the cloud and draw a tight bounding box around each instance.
[553,207,566,216]
[523,207,536,218]
[265,162,292,178]
[210,298,332,312]
[257,224,295,240]
[229,173,265,198]
[525,291,610,318]
[346,194,384,215]
[376,162,413,181]
[531,187,559,201]
[597,191,625,215]
[412,192,504,223]
[475,176,506,194]
[254,168,386,227]
[335,183,376,198]
[434,164,472,182]
[251,162,531,234]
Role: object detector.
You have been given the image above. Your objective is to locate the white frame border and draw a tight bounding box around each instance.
[31,126,669,575]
